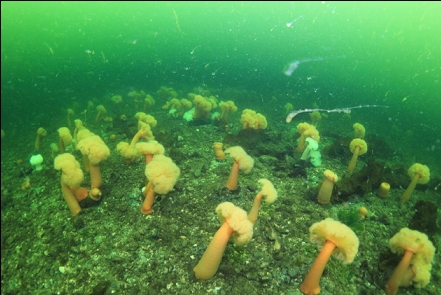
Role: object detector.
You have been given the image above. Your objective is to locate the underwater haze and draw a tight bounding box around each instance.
[2,2,440,132]
[1,2,441,295]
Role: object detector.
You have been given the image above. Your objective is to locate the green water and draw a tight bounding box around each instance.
[2,2,440,158]
[1,2,440,294]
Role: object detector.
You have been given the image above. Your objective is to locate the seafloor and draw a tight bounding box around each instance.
[1,88,440,295]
